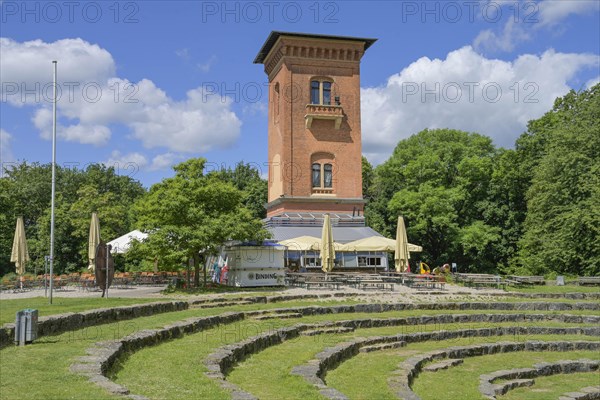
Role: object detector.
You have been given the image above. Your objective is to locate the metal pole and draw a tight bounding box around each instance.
[105,244,109,298]
[49,60,57,304]
[44,256,48,297]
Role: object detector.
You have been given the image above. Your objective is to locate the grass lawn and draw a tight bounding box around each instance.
[329,336,600,400]
[0,299,357,400]
[502,371,600,399]
[115,309,599,399]
[413,350,600,400]
[0,297,169,325]
[226,322,598,400]
[0,296,597,400]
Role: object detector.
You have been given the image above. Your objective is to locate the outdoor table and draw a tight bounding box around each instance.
[358,279,394,291]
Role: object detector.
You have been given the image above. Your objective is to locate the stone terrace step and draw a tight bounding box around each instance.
[494,378,535,395]
[360,341,407,353]
[190,300,254,309]
[254,312,303,320]
[422,358,464,372]
[559,385,600,400]
[301,327,355,336]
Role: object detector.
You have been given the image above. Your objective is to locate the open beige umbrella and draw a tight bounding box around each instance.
[320,214,335,273]
[278,236,322,251]
[341,236,422,252]
[394,216,410,272]
[88,213,101,271]
[11,217,30,278]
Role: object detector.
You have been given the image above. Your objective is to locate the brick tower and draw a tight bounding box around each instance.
[254,32,376,218]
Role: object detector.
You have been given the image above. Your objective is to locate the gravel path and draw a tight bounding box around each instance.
[0,285,168,300]
[0,282,507,302]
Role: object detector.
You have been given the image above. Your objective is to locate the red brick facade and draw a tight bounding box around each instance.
[255,32,376,217]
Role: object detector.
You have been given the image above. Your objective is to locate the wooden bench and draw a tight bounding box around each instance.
[464,276,505,289]
[504,279,528,287]
[470,279,504,289]
[304,280,341,290]
[578,276,600,286]
[358,280,393,291]
[508,275,545,285]
[409,280,432,290]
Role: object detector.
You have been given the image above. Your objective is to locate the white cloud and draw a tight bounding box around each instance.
[0,37,115,106]
[360,46,599,164]
[103,150,184,173]
[197,55,217,72]
[1,129,15,166]
[537,0,600,28]
[242,101,268,116]
[148,153,183,171]
[474,0,599,53]
[32,108,111,146]
[3,38,242,152]
[175,48,190,60]
[474,19,530,53]
[104,150,148,171]
[128,86,241,152]
[585,77,599,89]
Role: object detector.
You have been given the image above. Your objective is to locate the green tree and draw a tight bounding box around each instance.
[207,162,268,219]
[361,156,374,201]
[518,85,600,276]
[388,184,460,265]
[133,158,269,286]
[368,129,500,271]
[480,148,529,272]
[0,162,145,276]
[0,179,15,276]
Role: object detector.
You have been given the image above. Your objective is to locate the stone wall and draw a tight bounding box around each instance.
[0,301,189,349]
[3,297,598,348]
[71,312,246,399]
[479,359,600,399]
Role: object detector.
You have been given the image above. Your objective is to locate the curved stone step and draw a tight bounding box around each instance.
[559,385,600,400]
[254,312,303,320]
[422,358,463,371]
[191,300,254,309]
[491,378,535,396]
[360,341,406,353]
[480,359,600,399]
[302,327,355,336]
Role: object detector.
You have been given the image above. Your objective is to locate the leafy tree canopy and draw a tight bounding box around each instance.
[132,158,269,285]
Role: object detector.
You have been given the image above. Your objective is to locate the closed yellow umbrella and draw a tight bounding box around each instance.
[394,216,410,272]
[320,214,335,273]
[88,213,101,271]
[11,216,29,277]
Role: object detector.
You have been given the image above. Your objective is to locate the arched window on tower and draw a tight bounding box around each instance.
[311,153,335,193]
[310,78,333,105]
[312,163,321,188]
[323,164,333,188]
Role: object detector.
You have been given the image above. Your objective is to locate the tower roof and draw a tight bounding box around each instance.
[254,31,377,64]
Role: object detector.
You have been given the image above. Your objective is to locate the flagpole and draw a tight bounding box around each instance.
[49,60,57,304]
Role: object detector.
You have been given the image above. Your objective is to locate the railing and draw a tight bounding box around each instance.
[305,104,344,129]
[312,188,334,195]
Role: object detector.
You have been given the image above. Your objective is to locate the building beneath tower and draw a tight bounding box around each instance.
[255,31,391,270]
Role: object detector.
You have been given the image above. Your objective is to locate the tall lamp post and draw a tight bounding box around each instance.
[49,60,57,304]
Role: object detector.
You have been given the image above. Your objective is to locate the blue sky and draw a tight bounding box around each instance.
[1,0,599,187]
